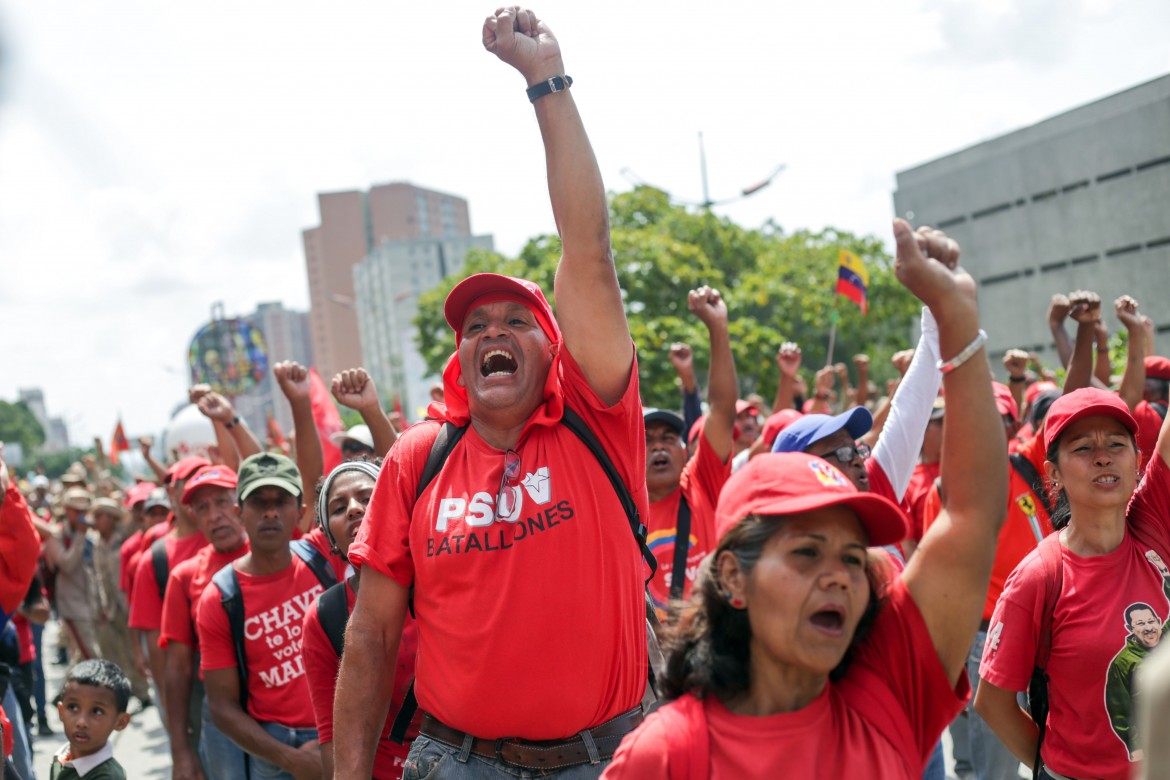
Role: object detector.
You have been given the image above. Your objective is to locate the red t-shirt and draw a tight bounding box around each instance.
[160,543,249,651]
[646,431,729,617]
[902,462,940,543]
[603,578,968,778]
[122,519,172,601]
[12,613,34,664]
[349,348,649,740]
[923,437,1053,621]
[980,454,1170,779]
[302,526,347,582]
[128,531,208,631]
[196,556,325,729]
[301,580,415,779]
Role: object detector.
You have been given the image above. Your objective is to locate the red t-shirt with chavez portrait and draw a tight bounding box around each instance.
[981,454,1170,779]
[160,543,248,651]
[646,430,730,618]
[349,348,649,741]
[196,556,326,729]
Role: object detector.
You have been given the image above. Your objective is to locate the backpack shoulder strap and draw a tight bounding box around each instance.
[315,581,350,660]
[1010,452,1053,517]
[290,539,338,590]
[150,537,169,599]
[560,406,657,580]
[1153,401,1168,421]
[1034,533,1065,672]
[669,495,692,603]
[211,563,248,710]
[416,422,468,500]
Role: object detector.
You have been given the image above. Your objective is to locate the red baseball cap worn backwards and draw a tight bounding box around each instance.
[1042,387,1138,452]
[715,452,908,547]
[181,465,239,505]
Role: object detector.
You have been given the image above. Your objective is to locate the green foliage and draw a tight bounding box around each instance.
[414,187,920,412]
[0,400,46,455]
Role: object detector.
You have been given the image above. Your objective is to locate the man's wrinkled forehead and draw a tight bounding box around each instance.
[458,293,552,342]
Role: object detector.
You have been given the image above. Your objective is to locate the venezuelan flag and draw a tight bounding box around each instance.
[835,250,869,314]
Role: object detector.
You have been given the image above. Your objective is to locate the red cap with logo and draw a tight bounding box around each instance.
[715,452,908,547]
[1042,387,1138,451]
[181,465,239,505]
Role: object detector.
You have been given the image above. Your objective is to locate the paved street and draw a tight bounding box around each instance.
[29,620,170,780]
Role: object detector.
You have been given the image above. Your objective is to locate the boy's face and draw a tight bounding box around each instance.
[56,682,130,758]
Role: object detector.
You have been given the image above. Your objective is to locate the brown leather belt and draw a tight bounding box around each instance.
[420,707,643,771]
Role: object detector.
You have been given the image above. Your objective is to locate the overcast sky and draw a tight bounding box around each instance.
[1,0,1167,453]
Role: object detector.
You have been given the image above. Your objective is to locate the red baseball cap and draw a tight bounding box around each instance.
[181,465,239,505]
[1042,387,1138,451]
[1025,380,1059,407]
[123,481,158,508]
[443,274,559,345]
[735,399,760,417]
[1145,356,1170,381]
[761,409,803,447]
[992,382,1019,422]
[715,452,908,547]
[165,456,210,485]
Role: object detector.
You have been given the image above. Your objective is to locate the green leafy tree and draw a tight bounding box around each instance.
[414,187,919,413]
[0,400,46,455]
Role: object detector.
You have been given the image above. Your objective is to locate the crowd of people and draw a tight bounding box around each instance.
[2,7,1169,780]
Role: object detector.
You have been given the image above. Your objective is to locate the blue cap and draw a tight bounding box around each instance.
[772,407,873,453]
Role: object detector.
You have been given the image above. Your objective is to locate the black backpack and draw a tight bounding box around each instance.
[319,405,659,744]
[151,537,169,599]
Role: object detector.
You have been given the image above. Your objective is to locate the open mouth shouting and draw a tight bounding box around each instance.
[649,449,672,470]
[481,349,518,378]
[809,604,846,636]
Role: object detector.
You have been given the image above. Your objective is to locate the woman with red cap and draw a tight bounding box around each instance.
[976,386,1170,780]
[603,221,1008,778]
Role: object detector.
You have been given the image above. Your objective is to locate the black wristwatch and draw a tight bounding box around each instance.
[527,75,572,103]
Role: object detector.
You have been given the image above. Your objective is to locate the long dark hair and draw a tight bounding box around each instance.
[659,513,891,703]
[1044,431,1139,531]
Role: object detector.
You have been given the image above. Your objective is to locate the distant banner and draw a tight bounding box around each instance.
[187,319,269,397]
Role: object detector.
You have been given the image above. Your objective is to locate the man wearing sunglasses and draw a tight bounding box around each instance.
[336,8,650,779]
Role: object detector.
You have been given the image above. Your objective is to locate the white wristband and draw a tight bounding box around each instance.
[937,330,988,375]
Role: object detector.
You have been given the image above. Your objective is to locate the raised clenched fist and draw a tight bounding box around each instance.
[482,7,564,83]
[1067,290,1101,324]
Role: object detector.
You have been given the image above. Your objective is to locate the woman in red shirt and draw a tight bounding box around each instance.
[977,387,1170,780]
[605,221,1007,778]
[301,459,418,780]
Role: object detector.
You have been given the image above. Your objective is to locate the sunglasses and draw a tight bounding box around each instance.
[824,442,871,465]
[495,449,522,520]
[342,441,374,455]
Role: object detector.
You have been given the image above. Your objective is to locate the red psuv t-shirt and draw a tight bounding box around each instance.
[160,543,249,650]
[604,578,968,778]
[196,555,326,729]
[349,348,649,740]
[301,580,416,779]
[646,430,729,618]
[981,453,1170,780]
[128,531,208,631]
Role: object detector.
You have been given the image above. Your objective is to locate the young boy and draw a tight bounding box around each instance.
[51,659,130,780]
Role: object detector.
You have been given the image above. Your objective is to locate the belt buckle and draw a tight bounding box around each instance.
[493,737,509,764]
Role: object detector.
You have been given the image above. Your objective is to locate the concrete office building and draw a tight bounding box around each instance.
[893,75,1170,374]
[354,234,495,421]
[234,302,314,437]
[18,387,69,452]
[303,182,472,381]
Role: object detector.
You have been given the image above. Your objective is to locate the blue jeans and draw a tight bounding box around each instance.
[199,695,249,779]
[250,721,319,780]
[3,686,35,780]
[922,741,945,780]
[403,735,610,780]
[966,629,1025,780]
[31,621,47,719]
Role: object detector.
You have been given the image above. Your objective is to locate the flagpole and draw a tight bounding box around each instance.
[826,305,839,368]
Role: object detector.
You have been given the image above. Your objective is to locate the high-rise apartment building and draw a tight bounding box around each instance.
[18,387,69,452]
[303,182,472,382]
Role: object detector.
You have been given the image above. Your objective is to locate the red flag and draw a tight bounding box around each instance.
[266,412,286,450]
[308,368,344,473]
[109,419,130,466]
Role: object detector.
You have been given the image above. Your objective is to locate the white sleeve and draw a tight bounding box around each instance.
[871,307,942,501]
